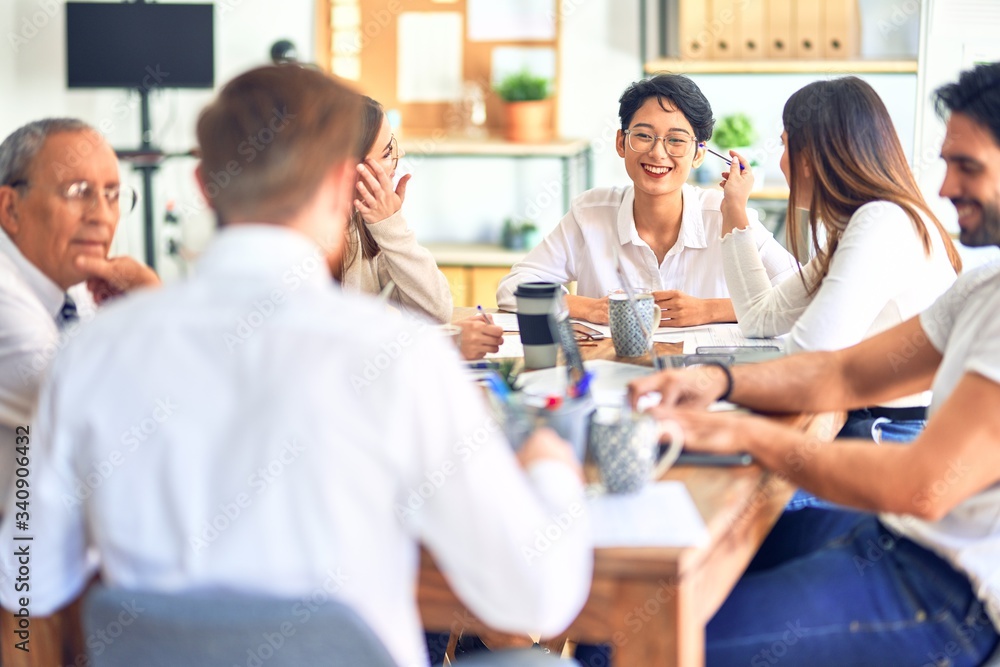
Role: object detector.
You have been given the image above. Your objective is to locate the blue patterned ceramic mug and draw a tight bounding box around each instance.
[589,408,683,494]
[608,291,662,358]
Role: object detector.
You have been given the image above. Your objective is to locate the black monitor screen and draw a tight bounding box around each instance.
[66,3,214,89]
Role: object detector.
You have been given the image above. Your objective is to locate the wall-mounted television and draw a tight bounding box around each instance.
[66,2,214,89]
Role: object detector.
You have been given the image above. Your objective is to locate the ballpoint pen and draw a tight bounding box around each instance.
[476,304,492,324]
[702,145,746,171]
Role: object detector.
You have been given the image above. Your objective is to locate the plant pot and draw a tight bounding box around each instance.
[503,99,553,143]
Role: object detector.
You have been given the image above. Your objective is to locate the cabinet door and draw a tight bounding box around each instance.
[469,267,512,311]
[439,266,470,308]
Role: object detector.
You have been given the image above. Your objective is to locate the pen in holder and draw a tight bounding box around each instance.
[498,391,595,463]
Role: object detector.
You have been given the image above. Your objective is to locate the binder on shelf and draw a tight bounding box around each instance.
[679,0,710,59]
[709,0,741,59]
[794,0,823,58]
[823,0,861,58]
[765,0,794,58]
[740,0,766,59]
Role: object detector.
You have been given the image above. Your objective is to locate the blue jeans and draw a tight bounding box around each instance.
[707,507,999,667]
[786,410,926,512]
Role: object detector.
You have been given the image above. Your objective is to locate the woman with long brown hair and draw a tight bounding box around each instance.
[719,77,961,444]
[342,96,503,358]
[338,96,454,323]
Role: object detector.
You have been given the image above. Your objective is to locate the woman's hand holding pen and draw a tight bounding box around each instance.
[355,158,411,224]
[719,151,754,236]
[456,314,504,360]
[719,151,754,204]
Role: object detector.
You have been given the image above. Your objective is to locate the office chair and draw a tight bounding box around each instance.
[83,584,576,666]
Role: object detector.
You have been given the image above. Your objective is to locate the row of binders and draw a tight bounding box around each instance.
[678,0,860,60]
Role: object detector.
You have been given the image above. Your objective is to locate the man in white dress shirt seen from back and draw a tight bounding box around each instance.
[0,65,592,667]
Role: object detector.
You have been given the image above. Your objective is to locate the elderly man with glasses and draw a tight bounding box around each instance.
[0,118,159,505]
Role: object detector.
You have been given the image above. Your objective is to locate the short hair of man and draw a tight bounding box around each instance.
[934,62,1000,147]
[195,64,363,224]
[618,73,715,143]
[0,118,94,186]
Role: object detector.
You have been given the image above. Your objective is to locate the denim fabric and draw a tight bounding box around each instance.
[707,507,999,667]
[785,411,926,512]
[573,642,611,666]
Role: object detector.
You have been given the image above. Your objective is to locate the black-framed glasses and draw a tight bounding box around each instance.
[384,135,404,172]
[6,179,138,214]
[624,129,697,157]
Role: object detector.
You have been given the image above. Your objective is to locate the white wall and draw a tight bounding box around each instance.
[912,0,1000,268]
[3,0,991,275]
[0,0,315,281]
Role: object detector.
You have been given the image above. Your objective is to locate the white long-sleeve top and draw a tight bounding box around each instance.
[0,225,591,667]
[721,201,957,407]
[341,211,453,323]
[496,184,798,310]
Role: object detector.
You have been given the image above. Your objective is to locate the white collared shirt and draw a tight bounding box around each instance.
[496,184,798,310]
[0,230,93,504]
[0,225,591,667]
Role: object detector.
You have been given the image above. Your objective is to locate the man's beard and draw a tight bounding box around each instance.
[957,198,1000,248]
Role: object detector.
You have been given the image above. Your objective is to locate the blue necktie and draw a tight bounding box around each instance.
[57,294,79,329]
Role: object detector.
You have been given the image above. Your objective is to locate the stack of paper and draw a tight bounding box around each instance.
[587,481,709,548]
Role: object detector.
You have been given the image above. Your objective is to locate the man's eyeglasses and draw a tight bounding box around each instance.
[7,179,138,214]
[623,130,697,157]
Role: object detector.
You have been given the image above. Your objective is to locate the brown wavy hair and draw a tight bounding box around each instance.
[782,77,961,293]
[338,96,385,279]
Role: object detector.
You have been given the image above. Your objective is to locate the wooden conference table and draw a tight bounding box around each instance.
[0,315,840,667]
[416,310,843,666]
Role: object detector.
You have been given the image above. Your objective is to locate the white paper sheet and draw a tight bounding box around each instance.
[485,333,524,359]
[397,12,463,102]
[467,0,556,41]
[488,313,521,332]
[587,481,709,548]
[516,359,655,406]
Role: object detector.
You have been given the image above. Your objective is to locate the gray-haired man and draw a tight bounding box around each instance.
[0,119,159,503]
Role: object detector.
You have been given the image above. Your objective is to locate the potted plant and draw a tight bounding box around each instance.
[711,113,764,189]
[494,70,553,143]
[501,218,539,250]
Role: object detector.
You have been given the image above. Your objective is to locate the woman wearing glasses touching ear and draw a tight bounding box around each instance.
[496,74,798,326]
[336,96,453,323]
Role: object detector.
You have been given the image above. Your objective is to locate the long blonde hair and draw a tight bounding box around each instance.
[782,77,961,293]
